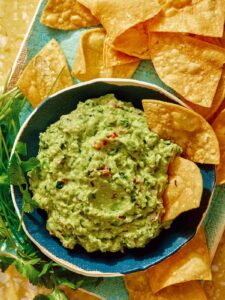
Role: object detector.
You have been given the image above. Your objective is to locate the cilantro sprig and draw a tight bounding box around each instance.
[0,87,83,299]
[8,141,40,229]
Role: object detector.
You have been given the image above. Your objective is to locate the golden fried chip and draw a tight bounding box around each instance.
[124,270,207,300]
[163,157,203,222]
[221,26,225,47]
[149,33,225,107]
[203,230,225,300]
[78,0,160,58]
[78,0,160,40]
[148,0,225,37]
[155,281,208,300]
[72,28,109,81]
[124,270,150,293]
[185,68,225,120]
[72,28,139,81]
[17,39,73,108]
[113,61,140,78]
[41,0,99,30]
[192,35,223,47]
[103,36,139,67]
[212,109,225,184]
[112,23,151,59]
[142,99,220,164]
[148,227,212,293]
[128,282,207,300]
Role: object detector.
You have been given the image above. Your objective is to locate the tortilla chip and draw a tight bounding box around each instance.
[124,270,150,293]
[103,36,139,67]
[184,68,225,120]
[78,0,160,58]
[72,28,139,81]
[188,34,223,47]
[142,99,220,164]
[163,157,203,222]
[149,33,225,107]
[78,0,160,40]
[212,109,225,184]
[124,271,207,300]
[112,22,151,59]
[17,39,73,108]
[72,28,109,81]
[41,0,99,30]
[221,26,225,47]
[155,281,208,300]
[203,228,225,299]
[148,0,225,37]
[148,227,212,293]
[128,282,207,300]
[113,61,140,78]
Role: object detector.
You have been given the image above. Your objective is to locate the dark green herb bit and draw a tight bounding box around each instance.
[121,119,130,128]
[109,148,118,156]
[119,172,128,180]
[56,181,64,189]
[131,187,137,203]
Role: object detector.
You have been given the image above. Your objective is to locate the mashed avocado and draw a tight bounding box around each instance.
[29,94,181,252]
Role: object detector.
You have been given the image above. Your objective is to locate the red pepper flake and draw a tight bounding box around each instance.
[93,132,118,150]
[118,216,125,220]
[100,166,111,177]
[107,132,118,139]
[93,139,108,150]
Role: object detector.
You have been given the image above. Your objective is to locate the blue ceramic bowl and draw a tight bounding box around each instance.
[11,79,215,277]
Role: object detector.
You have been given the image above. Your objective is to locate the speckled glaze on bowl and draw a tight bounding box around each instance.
[11,79,215,277]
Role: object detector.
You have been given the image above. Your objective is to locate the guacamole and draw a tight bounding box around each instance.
[29,94,181,252]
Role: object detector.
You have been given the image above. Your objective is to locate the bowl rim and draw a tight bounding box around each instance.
[10,78,214,277]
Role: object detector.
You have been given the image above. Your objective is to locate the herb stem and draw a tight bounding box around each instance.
[0,215,17,249]
[47,66,65,97]
[0,127,9,160]
[11,119,18,137]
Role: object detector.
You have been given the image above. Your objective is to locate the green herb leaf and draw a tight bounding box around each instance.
[51,267,83,290]
[9,148,40,217]
[0,174,9,186]
[0,255,15,272]
[48,288,69,300]
[15,141,27,156]
[14,258,41,285]
[38,262,55,278]
[22,190,39,213]
[57,279,83,290]
[8,154,26,185]
[34,288,69,300]
[21,157,40,173]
